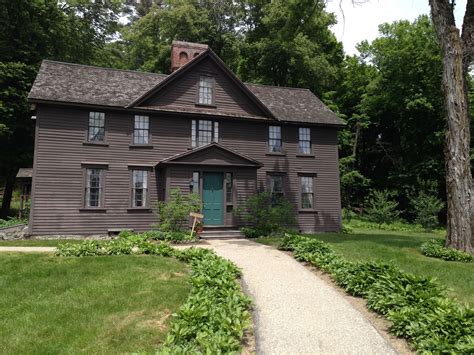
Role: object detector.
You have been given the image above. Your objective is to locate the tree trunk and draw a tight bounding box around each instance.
[429,0,473,254]
[0,170,16,219]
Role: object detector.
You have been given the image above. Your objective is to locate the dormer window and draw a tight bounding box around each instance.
[198,75,214,105]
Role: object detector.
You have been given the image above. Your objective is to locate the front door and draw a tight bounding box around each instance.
[203,172,224,226]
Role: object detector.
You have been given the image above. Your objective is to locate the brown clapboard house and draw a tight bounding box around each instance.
[27,41,344,236]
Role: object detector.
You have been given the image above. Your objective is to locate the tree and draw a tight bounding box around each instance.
[429,0,473,253]
[0,0,124,217]
[238,0,344,96]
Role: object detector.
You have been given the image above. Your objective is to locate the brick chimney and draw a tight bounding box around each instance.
[171,41,208,72]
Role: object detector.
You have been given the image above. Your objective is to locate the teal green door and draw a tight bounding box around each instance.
[203,172,224,225]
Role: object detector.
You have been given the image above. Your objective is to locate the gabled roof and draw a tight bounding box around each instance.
[128,49,276,120]
[157,143,263,168]
[28,60,345,127]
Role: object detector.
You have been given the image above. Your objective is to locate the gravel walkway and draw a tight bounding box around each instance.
[0,246,56,252]
[206,239,397,355]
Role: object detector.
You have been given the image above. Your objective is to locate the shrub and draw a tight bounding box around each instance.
[278,235,474,353]
[153,188,201,233]
[364,190,400,226]
[142,230,196,243]
[421,239,473,262]
[0,216,28,228]
[410,191,444,231]
[237,192,296,237]
[341,224,353,234]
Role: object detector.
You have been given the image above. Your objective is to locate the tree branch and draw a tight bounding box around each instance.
[461,0,474,72]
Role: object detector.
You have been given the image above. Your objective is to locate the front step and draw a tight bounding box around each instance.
[200,229,245,239]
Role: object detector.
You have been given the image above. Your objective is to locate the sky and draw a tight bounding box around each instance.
[325,0,468,55]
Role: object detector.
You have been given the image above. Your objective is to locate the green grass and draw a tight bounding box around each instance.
[0,239,86,247]
[0,254,190,354]
[256,228,473,306]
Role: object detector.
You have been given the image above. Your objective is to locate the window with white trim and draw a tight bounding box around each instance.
[299,127,311,154]
[133,115,149,144]
[269,175,284,204]
[85,168,103,207]
[132,170,148,207]
[269,126,282,153]
[191,120,219,147]
[300,176,314,209]
[198,75,214,105]
[88,112,105,142]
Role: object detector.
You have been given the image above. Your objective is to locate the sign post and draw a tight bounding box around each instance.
[190,212,204,238]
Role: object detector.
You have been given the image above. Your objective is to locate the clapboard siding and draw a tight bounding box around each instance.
[144,57,266,118]
[30,105,340,235]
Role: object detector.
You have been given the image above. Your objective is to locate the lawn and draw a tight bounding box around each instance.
[0,253,190,354]
[256,229,473,306]
[0,239,86,247]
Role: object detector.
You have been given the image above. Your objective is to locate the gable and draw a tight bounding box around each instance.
[158,143,263,167]
[136,54,272,120]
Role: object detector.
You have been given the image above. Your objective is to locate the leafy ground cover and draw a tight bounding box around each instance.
[0,216,28,228]
[0,253,190,353]
[278,235,473,353]
[256,228,473,307]
[54,234,252,353]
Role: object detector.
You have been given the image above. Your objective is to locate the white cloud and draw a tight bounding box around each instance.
[326,0,468,55]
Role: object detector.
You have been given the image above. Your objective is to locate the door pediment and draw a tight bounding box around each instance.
[157,143,263,168]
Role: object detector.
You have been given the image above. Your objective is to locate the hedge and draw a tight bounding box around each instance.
[279,234,474,353]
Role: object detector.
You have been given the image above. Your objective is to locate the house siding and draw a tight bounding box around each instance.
[30,105,340,235]
[143,57,267,118]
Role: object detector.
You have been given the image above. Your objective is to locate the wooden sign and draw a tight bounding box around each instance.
[190,212,204,219]
[190,212,204,238]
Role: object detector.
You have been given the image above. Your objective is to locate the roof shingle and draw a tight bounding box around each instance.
[29,60,344,126]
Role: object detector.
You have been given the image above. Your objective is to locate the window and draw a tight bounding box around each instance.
[269,126,282,153]
[133,115,149,144]
[132,170,148,207]
[191,120,218,147]
[299,127,311,154]
[198,75,214,105]
[226,173,233,204]
[88,112,105,142]
[300,176,314,209]
[85,168,103,207]
[269,175,284,203]
[191,171,200,193]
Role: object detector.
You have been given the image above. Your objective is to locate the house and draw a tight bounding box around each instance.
[27,41,344,236]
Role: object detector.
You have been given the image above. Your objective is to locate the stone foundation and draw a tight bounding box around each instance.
[0,224,29,240]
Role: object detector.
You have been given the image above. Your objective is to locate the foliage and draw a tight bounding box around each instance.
[421,239,473,263]
[153,188,201,233]
[237,192,296,237]
[141,230,197,243]
[347,217,429,233]
[160,247,251,353]
[55,237,175,258]
[238,0,343,97]
[410,186,444,231]
[339,155,371,215]
[279,235,474,353]
[364,190,400,226]
[56,234,251,354]
[0,216,28,228]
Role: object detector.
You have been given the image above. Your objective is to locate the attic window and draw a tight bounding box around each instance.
[198,75,214,105]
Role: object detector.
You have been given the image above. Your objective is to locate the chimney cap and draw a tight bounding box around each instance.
[171,40,208,50]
